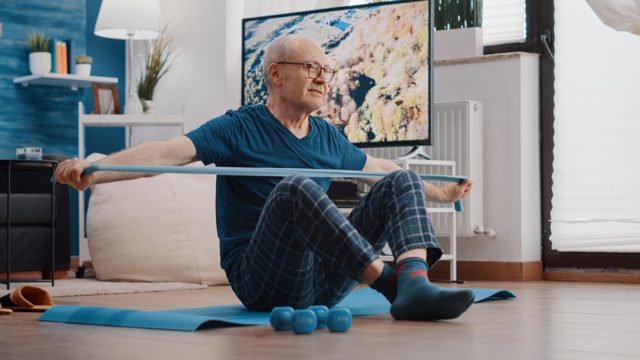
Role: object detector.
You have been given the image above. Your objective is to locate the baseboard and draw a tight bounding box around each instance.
[0,270,67,281]
[0,256,76,282]
[62,258,640,284]
[543,271,640,284]
[71,256,79,269]
[429,260,543,281]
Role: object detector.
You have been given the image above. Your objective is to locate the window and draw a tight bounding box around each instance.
[482,0,526,45]
[550,0,640,253]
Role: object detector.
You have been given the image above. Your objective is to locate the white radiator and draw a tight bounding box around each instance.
[365,101,483,237]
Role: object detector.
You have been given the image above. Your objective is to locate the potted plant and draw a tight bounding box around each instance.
[137,32,174,114]
[27,31,51,75]
[434,0,483,60]
[75,55,93,77]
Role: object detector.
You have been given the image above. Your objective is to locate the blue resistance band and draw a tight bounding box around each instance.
[84,164,466,212]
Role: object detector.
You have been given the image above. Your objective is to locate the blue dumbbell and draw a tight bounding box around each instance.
[327,307,352,333]
[309,305,329,329]
[292,309,317,334]
[270,306,295,331]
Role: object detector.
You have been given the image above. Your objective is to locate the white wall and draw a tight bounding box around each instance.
[434,54,541,262]
[129,0,348,145]
[130,0,241,144]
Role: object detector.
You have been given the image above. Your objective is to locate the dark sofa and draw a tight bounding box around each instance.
[0,155,70,276]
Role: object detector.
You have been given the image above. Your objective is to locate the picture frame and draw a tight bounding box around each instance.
[92,83,120,114]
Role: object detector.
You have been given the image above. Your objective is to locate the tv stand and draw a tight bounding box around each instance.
[397,146,431,160]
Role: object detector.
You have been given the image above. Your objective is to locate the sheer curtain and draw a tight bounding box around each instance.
[551,0,640,252]
[482,0,526,45]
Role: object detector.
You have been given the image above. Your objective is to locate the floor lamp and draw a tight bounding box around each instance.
[94,0,163,115]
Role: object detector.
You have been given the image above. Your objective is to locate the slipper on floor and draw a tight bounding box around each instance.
[0,307,11,315]
[0,286,54,312]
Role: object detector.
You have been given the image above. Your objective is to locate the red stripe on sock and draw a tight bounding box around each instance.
[409,270,428,278]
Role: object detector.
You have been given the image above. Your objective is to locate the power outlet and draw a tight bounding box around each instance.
[0,23,3,38]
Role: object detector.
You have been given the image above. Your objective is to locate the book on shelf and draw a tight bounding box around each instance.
[57,41,68,74]
[39,38,76,76]
[64,39,76,75]
[49,38,58,73]
[55,41,63,73]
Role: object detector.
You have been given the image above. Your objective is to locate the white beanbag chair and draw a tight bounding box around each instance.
[86,160,227,285]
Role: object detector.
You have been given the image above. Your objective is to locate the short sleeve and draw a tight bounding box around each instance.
[185,114,238,166]
[327,124,367,171]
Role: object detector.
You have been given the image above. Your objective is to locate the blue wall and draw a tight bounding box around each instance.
[0,0,87,157]
[0,0,125,256]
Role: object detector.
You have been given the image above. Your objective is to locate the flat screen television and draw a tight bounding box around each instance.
[241,0,432,148]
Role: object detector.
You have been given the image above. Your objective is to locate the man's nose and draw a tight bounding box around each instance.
[313,73,327,84]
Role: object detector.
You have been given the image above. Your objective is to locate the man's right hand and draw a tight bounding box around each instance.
[55,157,95,191]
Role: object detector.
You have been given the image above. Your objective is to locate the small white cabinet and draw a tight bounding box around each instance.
[393,159,458,282]
[340,158,459,282]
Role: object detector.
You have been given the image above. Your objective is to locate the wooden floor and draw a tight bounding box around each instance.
[1,281,639,360]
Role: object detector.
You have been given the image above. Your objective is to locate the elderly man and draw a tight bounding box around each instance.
[56,36,474,320]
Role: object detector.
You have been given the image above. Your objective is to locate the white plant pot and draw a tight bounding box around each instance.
[434,27,483,61]
[76,64,92,77]
[142,99,155,114]
[29,52,51,75]
[125,93,143,115]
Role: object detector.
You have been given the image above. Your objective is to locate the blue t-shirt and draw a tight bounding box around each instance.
[186,104,367,271]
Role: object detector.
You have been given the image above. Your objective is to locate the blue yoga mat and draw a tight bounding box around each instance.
[39,288,515,332]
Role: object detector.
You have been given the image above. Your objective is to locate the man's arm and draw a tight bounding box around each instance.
[360,154,472,203]
[55,135,198,191]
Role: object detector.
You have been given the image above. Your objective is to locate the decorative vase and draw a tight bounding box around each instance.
[141,99,155,114]
[434,27,483,61]
[124,93,143,115]
[76,64,92,77]
[29,52,51,75]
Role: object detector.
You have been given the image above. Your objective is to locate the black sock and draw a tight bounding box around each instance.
[390,257,475,320]
[370,263,397,303]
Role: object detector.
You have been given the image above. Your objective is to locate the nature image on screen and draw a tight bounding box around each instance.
[242,0,430,146]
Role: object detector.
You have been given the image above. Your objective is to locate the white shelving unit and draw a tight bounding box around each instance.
[13,73,118,91]
[395,158,458,281]
[77,102,187,262]
[359,159,456,282]
[337,159,459,281]
[77,102,186,157]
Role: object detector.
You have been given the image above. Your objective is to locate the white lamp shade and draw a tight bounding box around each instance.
[94,0,163,40]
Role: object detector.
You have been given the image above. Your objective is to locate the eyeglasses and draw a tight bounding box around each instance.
[276,61,337,82]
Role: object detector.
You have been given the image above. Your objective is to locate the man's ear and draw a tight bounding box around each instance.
[268,63,283,87]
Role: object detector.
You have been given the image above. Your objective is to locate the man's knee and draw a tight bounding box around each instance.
[385,169,422,186]
[273,174,321,197]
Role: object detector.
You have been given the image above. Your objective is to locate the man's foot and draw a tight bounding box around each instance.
[370,263,397,303]
[390,257,474,320]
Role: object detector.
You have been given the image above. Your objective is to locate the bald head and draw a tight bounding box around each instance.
[261,36,324,92]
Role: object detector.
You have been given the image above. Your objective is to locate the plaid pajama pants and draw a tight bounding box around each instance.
[227,170,442,310]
